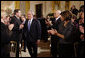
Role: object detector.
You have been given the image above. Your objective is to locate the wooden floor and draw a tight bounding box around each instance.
[10,39,79,57]
[37,40,51,57]
[10,40,51,57]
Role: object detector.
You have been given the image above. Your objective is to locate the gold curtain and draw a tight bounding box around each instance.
[65,1,70,10]
[25,1,30,18]
[52,1,55,13]
[56,1,61,9]
[15,1,20,9]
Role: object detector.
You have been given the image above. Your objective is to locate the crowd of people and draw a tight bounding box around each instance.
[1,5,84,57]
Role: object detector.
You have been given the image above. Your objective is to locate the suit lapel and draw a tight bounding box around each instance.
[26,19,35,31]
[30,19,35,30]
[25,19,28,29]
[14,16,21,25]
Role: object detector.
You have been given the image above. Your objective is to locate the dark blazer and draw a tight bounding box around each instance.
[1,22,10,46]
[49,18,61,57]
[1,22,10,57]
[10,16,22,41]
[48,18,61,30]
[24,19,41,43]
[51,18,61,41]
[52,18,61,30]
[58,20,75,44]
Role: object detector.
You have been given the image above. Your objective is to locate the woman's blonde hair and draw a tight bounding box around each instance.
[1,10,7,19]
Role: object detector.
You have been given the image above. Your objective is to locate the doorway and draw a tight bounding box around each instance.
[36,4,43,18]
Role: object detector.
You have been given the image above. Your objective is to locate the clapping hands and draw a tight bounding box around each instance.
[47,29,58,35]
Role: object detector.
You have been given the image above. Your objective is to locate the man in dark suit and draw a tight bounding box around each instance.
[10,9,24,57]
[24,10,41,57]
[47,10,61,57]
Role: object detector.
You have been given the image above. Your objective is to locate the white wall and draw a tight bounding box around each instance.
[45,1,52,16]
[1,1,15,13]
[30,1,44,17]
[30,1,53,17]
[20,1,26,15]
[70,1,84,10]
[60,1,65,11]
[1,1,84,17]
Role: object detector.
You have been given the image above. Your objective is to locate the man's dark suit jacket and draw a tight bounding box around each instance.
[50,18,61,30]
[24,19,41,43]
[50,18,62,41]
[10,16,22,41]
[49,18,62,56]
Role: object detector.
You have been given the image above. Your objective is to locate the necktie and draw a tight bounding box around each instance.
[28,21,31,31]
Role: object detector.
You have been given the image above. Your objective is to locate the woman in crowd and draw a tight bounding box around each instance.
[71,14,78,29]
[77,10,84,57]
[3,15,11,25]
[70,5,79,16]
[76,5,84,24]
[48,10,76,57]
[1,11,14,57]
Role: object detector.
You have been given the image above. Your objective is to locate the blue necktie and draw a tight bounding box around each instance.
[28,21,31,31]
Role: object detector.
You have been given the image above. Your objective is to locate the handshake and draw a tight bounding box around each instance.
[47,29,58,35]
[8,24,14,31]
[19,24,24,29]
[8,24,24,31]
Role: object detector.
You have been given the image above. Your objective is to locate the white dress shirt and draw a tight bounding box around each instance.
[28,18,33,26]
[56,16,61,21]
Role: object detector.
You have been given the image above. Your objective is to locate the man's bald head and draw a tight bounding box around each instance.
[54,10,61,18]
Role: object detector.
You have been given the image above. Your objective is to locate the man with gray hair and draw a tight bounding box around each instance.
[24,10,41,57]
[47,10,61,57]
